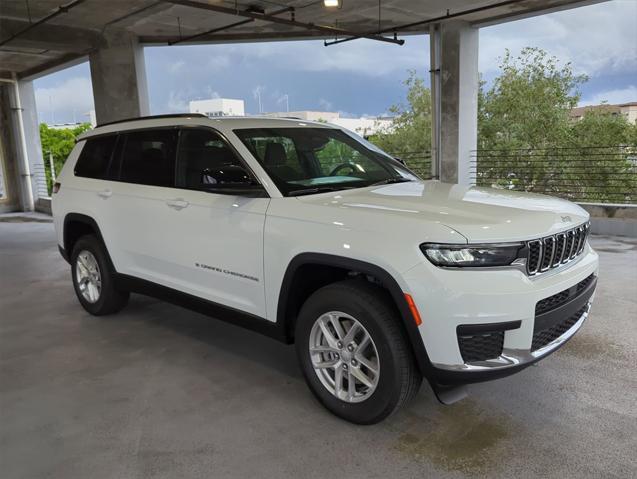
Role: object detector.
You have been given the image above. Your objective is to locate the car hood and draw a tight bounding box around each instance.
[296,180,589,243]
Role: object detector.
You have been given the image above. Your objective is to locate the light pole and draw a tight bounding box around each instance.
[49,149,56,182]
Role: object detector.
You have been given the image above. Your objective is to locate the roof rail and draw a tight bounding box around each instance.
[96,113,208,128]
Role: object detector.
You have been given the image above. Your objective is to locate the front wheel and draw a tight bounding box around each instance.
[295,280,422,424]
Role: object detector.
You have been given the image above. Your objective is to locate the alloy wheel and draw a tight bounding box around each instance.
[75,250,102,303]
[308,311,380,403]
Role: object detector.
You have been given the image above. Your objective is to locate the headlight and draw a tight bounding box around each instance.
[421,243,523,268]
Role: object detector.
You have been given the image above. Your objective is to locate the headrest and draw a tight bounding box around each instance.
[264,142,287,167]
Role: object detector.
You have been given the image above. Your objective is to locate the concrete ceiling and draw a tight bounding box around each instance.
[0,0,601,80]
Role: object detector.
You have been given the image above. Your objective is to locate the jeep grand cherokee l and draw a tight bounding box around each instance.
[52,114,598,424]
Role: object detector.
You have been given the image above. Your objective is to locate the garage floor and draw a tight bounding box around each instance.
[1,216,636,479]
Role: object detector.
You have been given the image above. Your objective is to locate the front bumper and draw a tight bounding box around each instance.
[401,244,599,384]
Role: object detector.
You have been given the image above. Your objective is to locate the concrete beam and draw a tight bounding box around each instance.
[434,21,479,185]
[0,18,99,53]
[89,29,149,125]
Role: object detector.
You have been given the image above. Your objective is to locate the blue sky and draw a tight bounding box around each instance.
[34,0,637,124]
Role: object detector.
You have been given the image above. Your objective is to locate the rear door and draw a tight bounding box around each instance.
[103,127,181,284]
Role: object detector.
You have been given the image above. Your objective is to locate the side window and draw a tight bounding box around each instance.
[176,129,251,190]
[74,135,117,179]
[119,129,178,187]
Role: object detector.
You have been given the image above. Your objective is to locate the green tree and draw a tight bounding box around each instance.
[566,110,637,203]
[370,47,636,202]
[474,48,635,203]
[39,122,91,193]
[478,47,586,150]
[371,70,432,176]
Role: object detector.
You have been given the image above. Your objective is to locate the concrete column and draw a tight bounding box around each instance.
[17,79,47,205]
[89,29,149,125]
[1,77,46,211]
[433,21,479,185]
[0,84,22,213]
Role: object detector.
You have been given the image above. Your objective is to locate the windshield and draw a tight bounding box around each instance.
[233,127,419,196]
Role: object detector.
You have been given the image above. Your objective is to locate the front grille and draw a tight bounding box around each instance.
[526,222,590,275]
[535,274,596,315]
[458,331,504,362]
[531,305,588,351]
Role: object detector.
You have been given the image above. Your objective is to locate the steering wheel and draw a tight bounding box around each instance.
[329,162,357,176]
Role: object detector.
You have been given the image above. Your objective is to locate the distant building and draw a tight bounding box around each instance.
[46,110,95,129]
[267,111,340,122]
[266,110,394,137]
[570,102,637,124]
[189,98,245,117]
[47,122,87,130]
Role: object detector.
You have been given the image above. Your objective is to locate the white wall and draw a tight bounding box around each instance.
[189,98,245,117]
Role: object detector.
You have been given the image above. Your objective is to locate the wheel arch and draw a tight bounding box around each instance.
[63,213,116,271]
[277,253,435,377]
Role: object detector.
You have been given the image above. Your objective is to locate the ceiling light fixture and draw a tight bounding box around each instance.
[323,0,341,8]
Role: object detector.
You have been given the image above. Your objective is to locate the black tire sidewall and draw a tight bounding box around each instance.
[296,282,411,424]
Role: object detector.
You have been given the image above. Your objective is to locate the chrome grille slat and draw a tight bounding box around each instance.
[553,233,566,267]
[567,230,576,260]
[540,236,556,272]
[526,222,590,276]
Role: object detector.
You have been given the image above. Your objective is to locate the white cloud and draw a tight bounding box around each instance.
[244,37,428,77]
[183,0,635,80]
[580,85,637,106]
[169,60,185,73]
[35,77,94,124]
[207,55,230,70]
[480,0,637,77]
[166,90,189,112]
[204,86,220,99]
[318,98,334,110]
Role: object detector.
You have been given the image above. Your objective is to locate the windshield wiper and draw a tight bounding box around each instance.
[288,186,356,196]
[370,177,413,186]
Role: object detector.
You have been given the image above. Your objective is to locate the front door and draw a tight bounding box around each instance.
[162,127,269,317]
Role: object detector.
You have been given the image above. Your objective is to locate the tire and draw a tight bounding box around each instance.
[295,279,422,424]
[71,235,129,315]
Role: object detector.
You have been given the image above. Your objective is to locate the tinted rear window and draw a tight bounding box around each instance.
[118,129,178,187]
[74,135,117,179]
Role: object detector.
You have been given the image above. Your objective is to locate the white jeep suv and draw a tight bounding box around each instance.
[52,114,598,424]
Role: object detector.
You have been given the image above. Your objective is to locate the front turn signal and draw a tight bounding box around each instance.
[404,293,422,327]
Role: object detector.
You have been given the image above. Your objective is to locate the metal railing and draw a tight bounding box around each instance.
[390,146,637,205]
[394,151,432,179]
[470,146,637,205]
[31,164,50,199]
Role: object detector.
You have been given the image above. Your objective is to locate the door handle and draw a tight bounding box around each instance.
[166,198,189,210]
[97,189,112,199]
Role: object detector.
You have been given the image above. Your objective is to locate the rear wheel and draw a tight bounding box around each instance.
[295,280,422,424]
[71,235,129,315]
